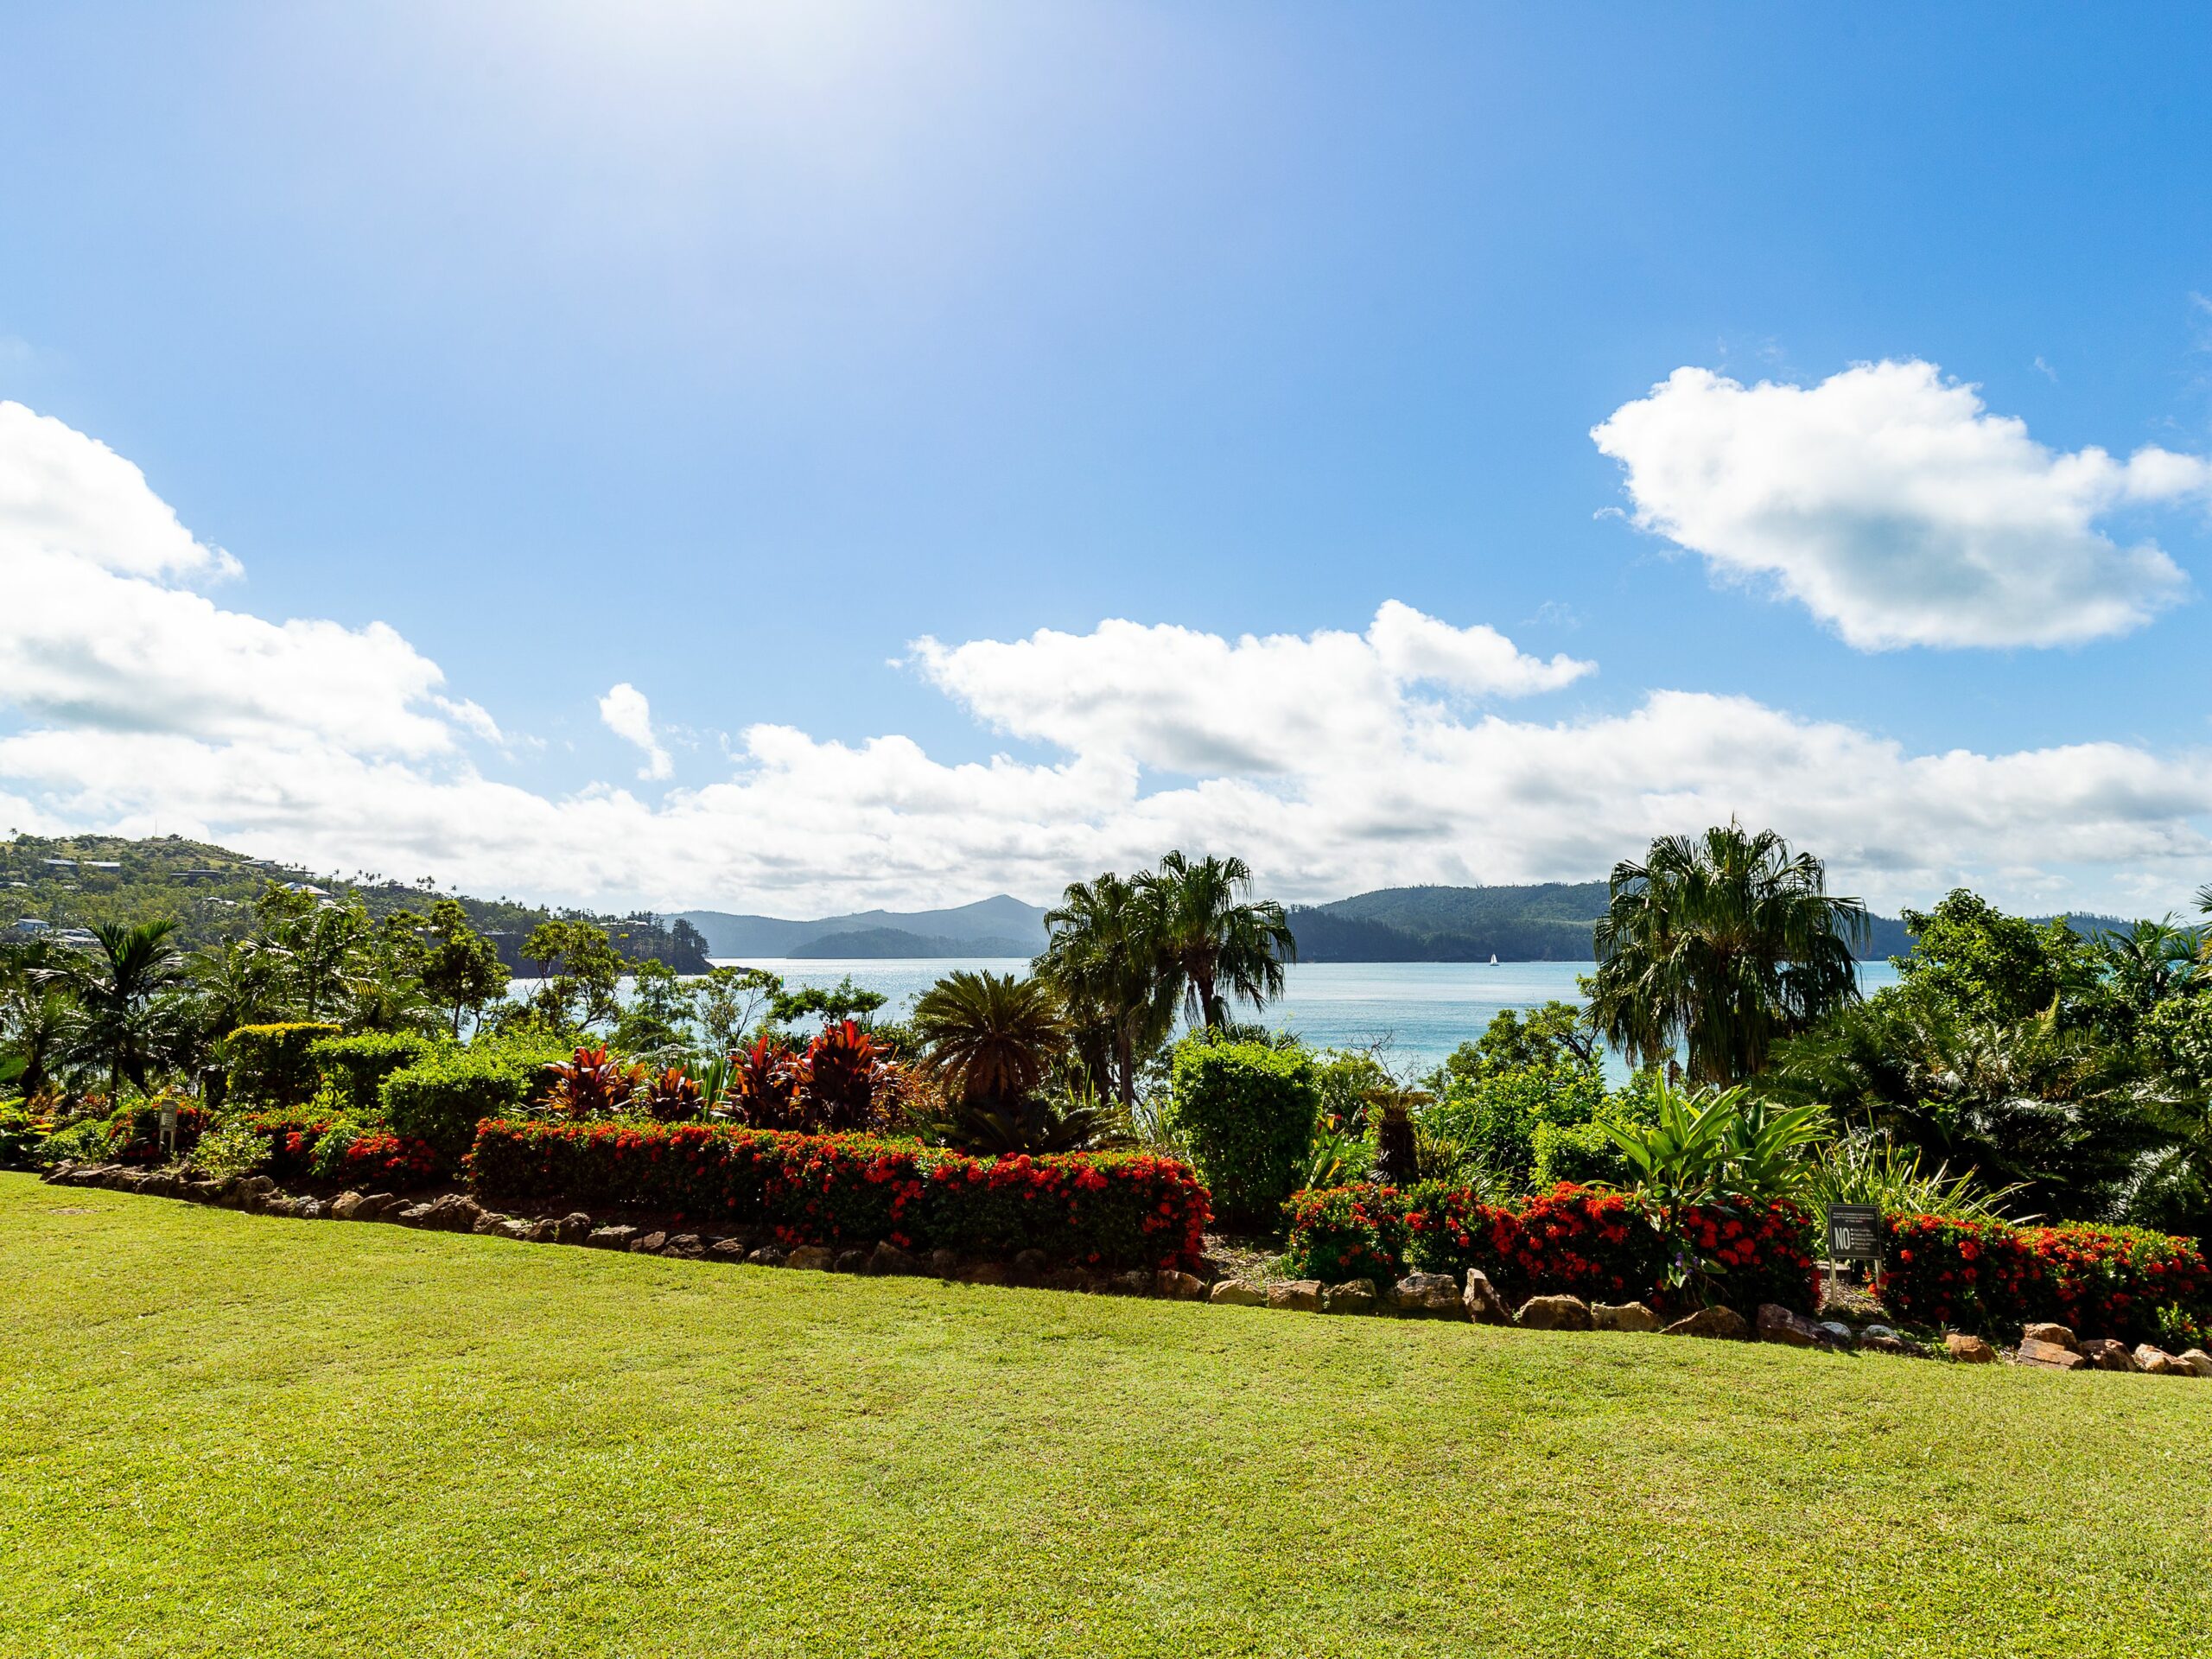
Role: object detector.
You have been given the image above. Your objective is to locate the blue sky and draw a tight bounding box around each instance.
[4,3,2212,916]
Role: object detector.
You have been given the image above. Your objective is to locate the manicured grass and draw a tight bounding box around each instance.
[2,1173,2206,1657]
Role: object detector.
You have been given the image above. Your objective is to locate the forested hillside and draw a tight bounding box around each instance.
[0,835,709,973]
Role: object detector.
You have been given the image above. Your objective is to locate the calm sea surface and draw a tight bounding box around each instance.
[706,957,1905,1082]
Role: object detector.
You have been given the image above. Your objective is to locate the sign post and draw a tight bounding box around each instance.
[160,1099,178,1161]
[1823,1203,1880,1303]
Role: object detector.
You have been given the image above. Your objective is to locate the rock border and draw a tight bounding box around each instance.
[37,1162,2209,1373]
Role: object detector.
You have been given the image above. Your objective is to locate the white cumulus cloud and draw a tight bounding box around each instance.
[1592,360,2210,649]
[599,683,674,781]
[5,398,2212,918]
[0,400,497,756]
[909,601,1593,776]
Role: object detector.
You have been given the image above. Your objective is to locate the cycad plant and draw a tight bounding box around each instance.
[912,970,1069,1104]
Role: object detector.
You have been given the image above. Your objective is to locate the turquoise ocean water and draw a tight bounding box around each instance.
[704,957,1905,1083]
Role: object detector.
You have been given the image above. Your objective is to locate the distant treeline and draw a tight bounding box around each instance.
[0,833,710,974]
[1286,883,2133,963]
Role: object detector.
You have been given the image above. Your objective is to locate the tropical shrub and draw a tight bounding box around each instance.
[727,1035,799,1123]
[637,1065,707,1122]
[0,1101,48,1170]
[468,1120,1209,1268]
[544,1046,645,1118]
[310,1032,438,1115]
[1880,1212,2209,1344]
[379,1039,564,1158]
[1605,1082,1827,1207]
[238,1111,445,1188]
[1281,1183,1408,1281]
[33,1116,111,1166]
[189,1121,270,1183]
[238,1112,333,1182]
[1421,1057,1605,1189]
[1166,1039,1319,1229]
[1529,1119,1633,1190]
[790,1020,900,1132]
[224,1022,344,1107]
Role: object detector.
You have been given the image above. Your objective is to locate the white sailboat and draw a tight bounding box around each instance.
[1488,952,1498,965]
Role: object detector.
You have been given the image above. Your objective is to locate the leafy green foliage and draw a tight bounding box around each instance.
[1895,890,2096,1026]
[378,1038,564,1157]
[309,1031,438,1115]
[1166,1038,1319,1229]
[1604,1079,1828,1207]
[223,1022,344,1107]
[1529,1118,1633,1189]
[188,1121,271,1183]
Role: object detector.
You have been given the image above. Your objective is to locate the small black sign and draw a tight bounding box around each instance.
[1826,1204,1880,1262]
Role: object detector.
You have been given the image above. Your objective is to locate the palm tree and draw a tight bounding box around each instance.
[1586,823,1866,1085]
[911,970,1069,1104]
[188,938,284,1039]
[1135,850,1298,1030]
[47,919,190,1097]
[2097,916,2202,1027]
[1037,871,1177,1105]
[1,987,82,1098]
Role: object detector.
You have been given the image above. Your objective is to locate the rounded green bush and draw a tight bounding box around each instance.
[379,1040,564,1157]
[1166,1039,1319,1230]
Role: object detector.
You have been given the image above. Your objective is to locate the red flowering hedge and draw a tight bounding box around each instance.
[1881,1213,2210,1344]
[237,1113,448,1189]
[1282,1185,1412,1282]
[1286,1180,1817,1313]
[468,1120,1211,1269]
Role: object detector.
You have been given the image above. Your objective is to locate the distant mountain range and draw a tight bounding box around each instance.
[16,833,2141,969]
[676,883,2018,963]
[1286,883,1916,962]
[675,896,1048,960]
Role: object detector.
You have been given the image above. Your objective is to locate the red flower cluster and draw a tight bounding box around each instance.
[467,1120,1211,1269]
[237,1112,448,1189]
[1404,1183,1677,1304]
[1882,1212,2209,1343]
[1281,1185,1409,1281]
[337,1132,444,1185]
[1285,1180,1815,1312]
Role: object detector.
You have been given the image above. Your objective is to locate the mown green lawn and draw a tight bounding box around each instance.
[1,1173,2206,1657]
